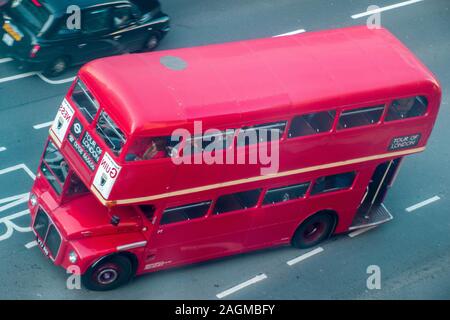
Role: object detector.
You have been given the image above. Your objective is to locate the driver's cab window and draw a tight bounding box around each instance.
[113,5,133,29]
[82,7,112,34]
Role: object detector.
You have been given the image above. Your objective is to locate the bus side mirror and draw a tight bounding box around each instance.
[111,215,120,226]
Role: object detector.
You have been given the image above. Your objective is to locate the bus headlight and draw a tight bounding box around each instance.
[69,251,78,264]
[29,193,38,207]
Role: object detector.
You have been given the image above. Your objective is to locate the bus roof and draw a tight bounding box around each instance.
[79,26,438,137]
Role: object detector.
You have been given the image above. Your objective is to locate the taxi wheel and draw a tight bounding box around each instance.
[143,33,160,51]
[291,212,335,249]
[82,255,133,291]
[43,56,69,78]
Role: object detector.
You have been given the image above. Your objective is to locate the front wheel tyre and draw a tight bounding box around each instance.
[292,213,334,249]
[82,255,133,291]
[43,57,69,78]
[143,34,160,51]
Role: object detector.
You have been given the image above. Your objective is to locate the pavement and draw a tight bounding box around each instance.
[0,0,449,299]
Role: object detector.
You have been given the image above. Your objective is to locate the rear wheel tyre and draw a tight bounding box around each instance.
[143,34,160,51]
[292,213,334,249]
[43,57,69,77]
[82,255,133,291]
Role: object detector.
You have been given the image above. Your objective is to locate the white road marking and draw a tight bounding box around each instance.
[0,58,13,64]
[351,0,424,19]
[0,71,37,84]
[0,147,6,152]
[0,209,31,242]
[0,164,36,180]
[286,247,324,266]
[349,226,377,238]
[37,73,76,85]
[216,274,267,299]
[406,195,441,212]
[33,121,53,130]
[274,29,306,37]
[25,240,38,249]
[0,193,29,213]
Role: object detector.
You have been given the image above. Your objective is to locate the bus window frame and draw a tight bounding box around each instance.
[211,188,263,215]
[39,138,87,201]
[381,94,431,124]
[261,181,311,207]
[156,199,213,228]
[309,171,359,197]
[286,109,338,141]
[234,120,289,157]
[336,104,387,132]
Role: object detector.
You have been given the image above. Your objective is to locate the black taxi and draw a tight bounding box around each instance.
[0,0,170,76]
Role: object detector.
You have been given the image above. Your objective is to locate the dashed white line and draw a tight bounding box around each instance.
[33,121,53,130]
[0,147,6,152]
[0,71,37,84]
[216,274,267,299]
[25,240,38,249]
[37,73,76,85]
[274,29,306,37]
[0,58,13,64]
[351,0,424,19]
[349,226,377,238]
[286,247,324,266]
[406,195,441,212]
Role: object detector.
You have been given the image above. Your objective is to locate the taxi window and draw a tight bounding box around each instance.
[82,8,111,34]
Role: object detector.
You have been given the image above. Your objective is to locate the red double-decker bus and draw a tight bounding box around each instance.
[28,26,441,290]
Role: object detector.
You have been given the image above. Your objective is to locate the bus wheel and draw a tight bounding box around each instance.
[82,255,133,291]
[292,212,334,249]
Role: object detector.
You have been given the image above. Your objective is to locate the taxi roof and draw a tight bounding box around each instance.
[79,26,438,137]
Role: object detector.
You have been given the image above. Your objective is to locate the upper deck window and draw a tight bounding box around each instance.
[71,80,99,123]
[288,111,336,138]
[385,96,428,122]
[126,136,178,161]
[338,105,384,130]
[182,131,234,156]
[96,111,126,156]
[237,121,286,147]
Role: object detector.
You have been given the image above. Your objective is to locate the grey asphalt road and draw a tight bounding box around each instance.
[0,0,449,299]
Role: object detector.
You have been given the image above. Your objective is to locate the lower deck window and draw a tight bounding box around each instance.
[311,172,356,195]
[213,189,261,214]
[161,201,211,225]
[263,182,310,205]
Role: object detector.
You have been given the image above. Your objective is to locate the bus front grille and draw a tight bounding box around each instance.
[33,208,62,261]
